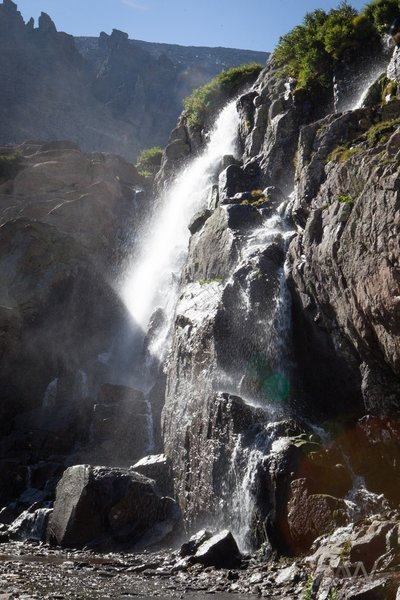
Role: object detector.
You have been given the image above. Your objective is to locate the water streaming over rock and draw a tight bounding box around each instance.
[218,202,296,552]
[352,65,386,110]
[120,101,240,448]
[121,100,240,339]
[42,378,58,409]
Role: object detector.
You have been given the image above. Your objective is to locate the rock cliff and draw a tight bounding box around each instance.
[1,4,400,597]
[160,28,400,564]
[0,140,155,520]
[0,0,267,162]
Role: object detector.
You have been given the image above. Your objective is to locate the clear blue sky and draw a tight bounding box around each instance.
[15,0,368,52]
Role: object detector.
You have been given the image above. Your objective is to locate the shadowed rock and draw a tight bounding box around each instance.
[47,465,180,549]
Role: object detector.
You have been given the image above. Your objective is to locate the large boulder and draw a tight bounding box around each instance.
[287,478,348,555]
[47,465,180,549]
[132,454,173,497]
[193,530,241,568]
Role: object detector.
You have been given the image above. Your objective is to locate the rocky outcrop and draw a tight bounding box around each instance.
[47,465,179,548]
[162,183,290,532]
[160,33,400,561]
[288,102,400,415]
[0,1,267,161]
[0,141,154,527]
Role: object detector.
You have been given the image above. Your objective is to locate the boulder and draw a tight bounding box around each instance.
[188,208,212,235]
[349,521,396,572]
[132,454,173,497]
[193,530,241,568]
[180,529,213,558]
[47,464,179,549]
[287,478,348,554]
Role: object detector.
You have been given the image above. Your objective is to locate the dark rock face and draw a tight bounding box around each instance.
[47,465,179,548]
[0,141,153,522]
[288,104,400,415]
[161,39,400,560]
[0,1,267,161]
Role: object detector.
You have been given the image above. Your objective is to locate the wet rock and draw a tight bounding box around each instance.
[8,506,52,542]
[183,206,239,282]
[193,530,241,568]
[225,203,263,230]
[188,208,212,235]
[47,465,179,548]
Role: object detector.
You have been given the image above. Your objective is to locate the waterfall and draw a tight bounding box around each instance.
[352,65,385,110]
[121,100,240,346]
[42,378,58,409]
[221,201,295,552]
[119,101,239,450]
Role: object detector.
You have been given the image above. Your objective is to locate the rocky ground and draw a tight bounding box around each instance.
[0,542,272,599]
[1,517,400,600]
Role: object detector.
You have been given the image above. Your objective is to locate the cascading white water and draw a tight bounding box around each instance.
[119,100,239,452]
[42,378,58,409]
[222,201,295,551]
[121,100,240,348]
[352,65,385,110]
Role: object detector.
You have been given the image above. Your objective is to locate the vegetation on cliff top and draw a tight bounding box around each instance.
[0,151,22,181]
[135,146,163,177]
[274,0,400,91]
[183,63,263,127]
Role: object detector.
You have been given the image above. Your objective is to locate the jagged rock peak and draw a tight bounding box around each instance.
[0,0,24,30]
[2,0,17,11]
[38,11,57,33]
[99,29,130,51]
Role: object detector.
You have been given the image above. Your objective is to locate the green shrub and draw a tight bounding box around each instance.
[366,117,400,146]
[0,151,22,180]
[199,277,223,285]
[273,0,396,92]
[337,193,354,204]
[327,145,363,163]
[183,63,263,127]
[383,78,398,101]
[362,0,400,34]
[302,576,314,600]
[136,146,163,177]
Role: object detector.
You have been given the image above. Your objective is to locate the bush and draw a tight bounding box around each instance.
[366,117,400,146]
[327,145,363,163]
[362,0,400,34]
[0,151,22,181]
[183,63,263,127]
[337,193,354,204]
[273,0,396,92]
[136,146,163,177]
